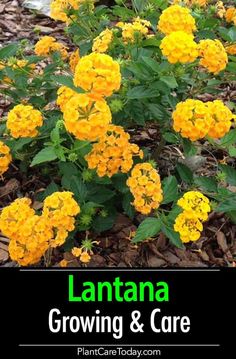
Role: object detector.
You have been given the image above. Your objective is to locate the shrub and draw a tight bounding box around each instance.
[0,0,236,266]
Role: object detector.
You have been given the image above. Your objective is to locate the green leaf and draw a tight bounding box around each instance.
[36,181,59,201]
[127,86,157,99]
[0,43,19,60]
[228,27,236,42]
[167,205,182,223]
[162,176,179,204]
[194,176,218,192]
[228,211,236,224]
[87,188,115,204]
[229,146,236,157]
[216,198,236,213]
[6,138,33,152]
[131,0,147,12]
[147,103,168,121]
[176,163,193,184]
[161,225,184,249]
[51,75,83,93]
[69,176,87,202]
[182,139,197,157]
[92,207,117,233]
[219,164,236,186]
[112,173,129,193]
[133,217,162,243]
[30,147,57,166]
[122,192,135,219]
[159,76,178,89]
[50,127,60,144]
[141,56,160,73]
[59,162,79,176]
[163,132,179,144]
[142,38,161,47]
[219,129,236,147]
[227,62,236,73]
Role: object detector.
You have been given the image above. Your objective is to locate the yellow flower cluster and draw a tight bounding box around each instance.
[172,99,212,141]
[207,100,234,139]
[0,198,49,266]
[42,191,80,247]
[225,44,236,55]
[92,28,113,53]
[50,0,79,22]
[57,86,77,112]
[0,192,80,265]
[198,39,228,74]
[0,141,12,176]
[35,36,68,59]
[86,125,143,177]
[216,1,226,18]
[127,163,163,215]
[63,94,112,141]
[174,212,203,243]
[174,191,211,243]
[160,31,198,64]
[0,59,34,71]
[50,0,94,22]
[69,49,80,72]
[8,215,53,266]
[173,0,208,6]
[0,59,35,84]
[173,99,235,141]
[225,7,236,25]
[177,191,211,221]
[7,104,43,138]
[73,52,121,99]
[157,5,196,35]
[72,247,91,263]
[0,198,35,241]
[116,17,151,43]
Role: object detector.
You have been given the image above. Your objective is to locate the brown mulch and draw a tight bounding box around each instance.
[0,1,236,268]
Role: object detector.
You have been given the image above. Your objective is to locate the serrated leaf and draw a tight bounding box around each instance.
[36,181,59,201]
[141,56,160,73]
[31,147,57,166]
[182,138,198,157]
[219,129,236,147]
[216,198,236,213]
[219,164,236,186]
[229,146,236,157]
[6,138,33,152]
[112,173,129,193]
[162,176,179,204]
[194,176,218,192]
[161,225,184,249]
[147,103,168,120]
[92,207,117,233]
[127,86,157,99]
[122,192,135,219]
[167,206,182,223]
[59,162,79,176]
[159,76,178,89]
[163,132,179,144]
[176,163,193,184]
[133,217,162,243]
[69,176,87,202]
[142,38,161,47]
[87,188,115,204]
[0,43,19,60]
[51,75,83,93]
